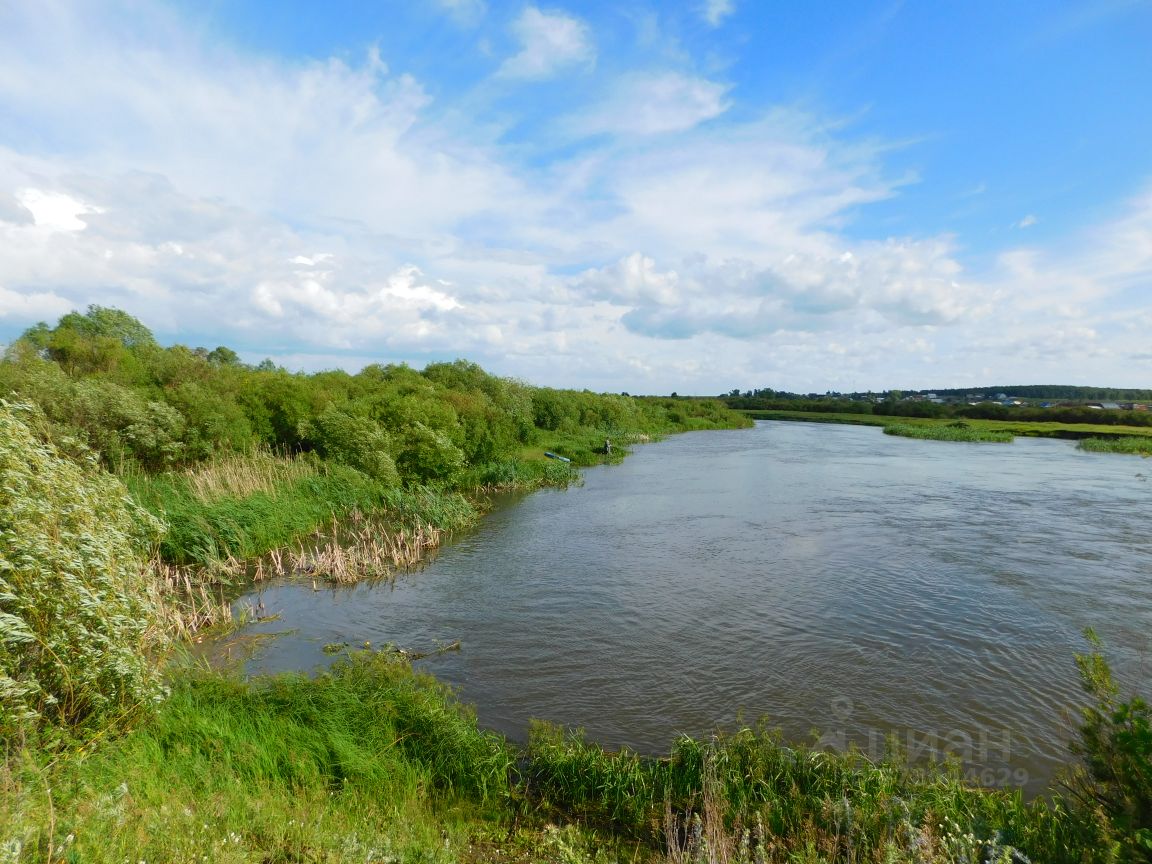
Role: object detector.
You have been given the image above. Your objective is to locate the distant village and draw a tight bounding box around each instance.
[870,392,1149,411]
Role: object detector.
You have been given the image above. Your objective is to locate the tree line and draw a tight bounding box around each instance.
[0,305,747,484]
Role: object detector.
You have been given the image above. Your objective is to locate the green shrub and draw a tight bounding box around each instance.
[1068,629,1152,860]
[397,422,466,485]
[0,402,164,739]
[300,405,400,485]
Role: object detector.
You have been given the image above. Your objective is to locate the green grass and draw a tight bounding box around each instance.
[0,654,639,864]
[126,463,479,567]
[883,423,1015,443]
[15,634,1152,864]
[746,409,1152,441]
[3,653,512,864]
[1078,436,1152,456]
[3,657,1113,864]
[523,721,1104,863]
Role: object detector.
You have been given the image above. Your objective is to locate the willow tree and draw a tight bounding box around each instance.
[0,401,164,739]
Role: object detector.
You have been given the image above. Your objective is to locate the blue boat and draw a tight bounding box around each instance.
[544,451,571,463]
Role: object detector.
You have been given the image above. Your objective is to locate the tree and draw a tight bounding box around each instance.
[0,401,164,737]
[1068,629,1152,861]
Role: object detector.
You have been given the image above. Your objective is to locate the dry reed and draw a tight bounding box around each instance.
[147,509,450,642]
[149,558,235,641]
[182,449,320,503]
[287,517,443,584]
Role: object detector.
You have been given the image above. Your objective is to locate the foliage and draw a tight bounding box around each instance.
[300,404,400,485]
[883,422,1015,443]
[523,719,1103,862]
[1066,629,1152,861]
[0,402,164,739]
[1079,437,1152,456]
[1,652,521,864]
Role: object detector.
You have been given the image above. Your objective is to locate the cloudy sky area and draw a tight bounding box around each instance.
[1,0,1150,393]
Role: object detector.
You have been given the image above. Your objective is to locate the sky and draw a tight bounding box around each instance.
[1,1,1150,394]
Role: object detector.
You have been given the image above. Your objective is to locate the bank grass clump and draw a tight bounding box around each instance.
[883,422,1015,443]
[178,447,323,502]
[1063,629,1152,861]
[1078,436,1152,456]
[460,456,577,491]
[0,401,164,740]
[2,651,516,864]
[523,720,1107,863]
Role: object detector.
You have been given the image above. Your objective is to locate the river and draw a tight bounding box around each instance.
[227,420,1152,795]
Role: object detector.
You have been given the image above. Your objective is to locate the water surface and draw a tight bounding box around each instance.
[230,421,1152,793]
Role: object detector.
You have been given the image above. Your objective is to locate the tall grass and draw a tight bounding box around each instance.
[1078,436,1152,456]
[180,447,322,501]
[884,422,1015,443]
[2,652,515,864]
[1,650,1131,863]
[524,722,1106,863]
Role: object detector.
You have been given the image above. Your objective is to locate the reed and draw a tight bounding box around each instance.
[1078,435,1152,455]
[287,517,445,584]
[182,448,322,502]
[149,558,235,640]
[522,721,1105,863]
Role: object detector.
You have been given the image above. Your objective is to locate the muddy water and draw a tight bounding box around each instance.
[227,421,1152,794]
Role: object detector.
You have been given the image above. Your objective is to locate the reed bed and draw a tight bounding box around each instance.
[883,422,1014,443]
[145,513,452,641]
[149,558,236,640]
[182,449,322,502]
[288,518,444,584]
[1078,435,1152,455]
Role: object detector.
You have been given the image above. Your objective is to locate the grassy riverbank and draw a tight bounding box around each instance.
[3,648,1141,864]
[746,409,1152,443]
[1078,436,1152,456]
[4,309,1150,862]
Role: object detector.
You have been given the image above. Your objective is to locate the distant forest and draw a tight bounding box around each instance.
[726,385,1152,402]
[723,385,1152,427]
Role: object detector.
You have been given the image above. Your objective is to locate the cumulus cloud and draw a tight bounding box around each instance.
[702,0,736,27]
[435,0,486,26]
[573,237,979,341]
[498,7,594,79]
[570,71,731,136]
[1,0,1149,392]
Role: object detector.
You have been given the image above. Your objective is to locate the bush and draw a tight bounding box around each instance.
[1068,629,1152,860]
[0,402,164,739]
[301,405,400,485]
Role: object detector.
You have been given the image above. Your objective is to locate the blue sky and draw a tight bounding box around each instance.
[1,0,1150,393]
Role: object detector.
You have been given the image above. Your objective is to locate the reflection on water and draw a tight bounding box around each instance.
[228,421,1152,795]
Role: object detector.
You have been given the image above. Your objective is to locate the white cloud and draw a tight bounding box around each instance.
[498,7,594,79]
[1017,213,1038,228]
[1,1,1150,392]
[435,0,486,25]
[702,0,736,27]
[570,71,730,136]
[16,189,101,231]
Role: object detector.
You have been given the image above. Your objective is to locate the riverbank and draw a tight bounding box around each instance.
[1,649,1123,864]
[3,402,1150,863]
[743,408,1152,443]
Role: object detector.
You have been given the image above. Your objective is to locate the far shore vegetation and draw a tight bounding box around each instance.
[743,408,1152,447]
[883,421,1015,443]
[3,306,1151,862]
[1078,436,1152,456]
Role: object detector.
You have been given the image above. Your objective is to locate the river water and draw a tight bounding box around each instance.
[228,421,1152,794]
